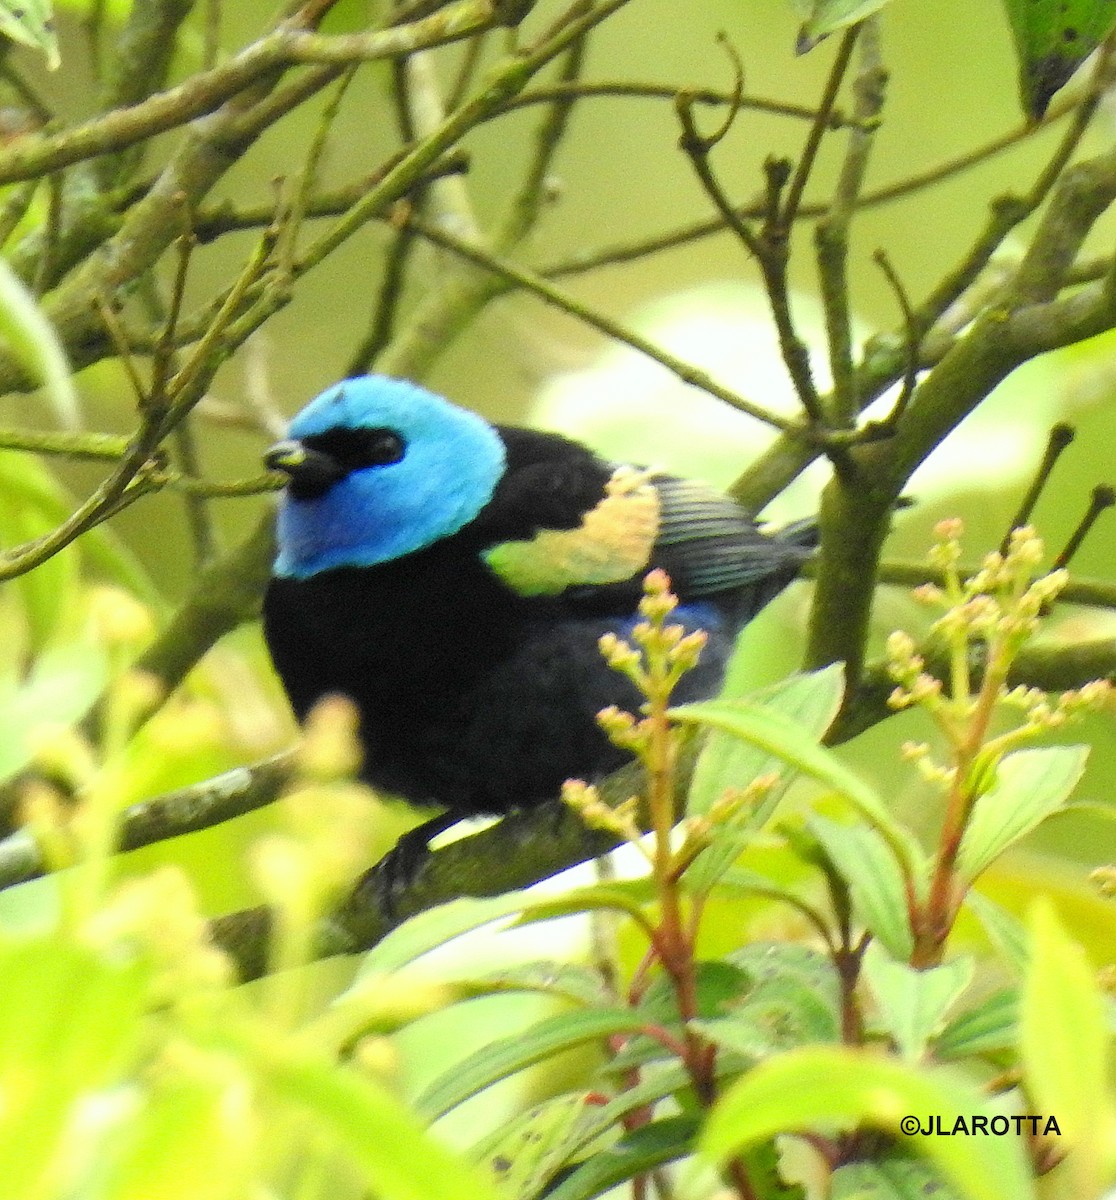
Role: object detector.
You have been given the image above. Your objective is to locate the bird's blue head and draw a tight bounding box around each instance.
[266,376,506,579]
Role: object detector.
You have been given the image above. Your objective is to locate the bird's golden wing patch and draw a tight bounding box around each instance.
[483,466,660,596]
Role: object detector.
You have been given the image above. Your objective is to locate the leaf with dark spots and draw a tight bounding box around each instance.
[1001,0,1116,118]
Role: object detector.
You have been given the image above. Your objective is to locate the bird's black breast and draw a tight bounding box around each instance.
[264,533,582,810]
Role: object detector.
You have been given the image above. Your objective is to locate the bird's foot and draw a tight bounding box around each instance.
[359,811,457,918]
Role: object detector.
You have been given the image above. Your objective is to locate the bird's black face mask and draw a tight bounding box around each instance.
[264,426,406,500]
[264,440,349,500]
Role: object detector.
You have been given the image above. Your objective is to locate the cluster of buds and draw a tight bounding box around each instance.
[675,773,781,861]
[85,866,233,1002]
[1090,864,1116,899]
[899,739,955,787]
[560,778,643,849]
[1002,679,1113,736]
[887,519,1113,787]
[598,569,707,704]
[254,695,376,915]
[889,523,1094,717]
[886,629,944,712]
[914,523,1069,656]
[564,571,706,844]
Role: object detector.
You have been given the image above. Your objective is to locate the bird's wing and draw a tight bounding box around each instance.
[475,426,816,602]
[649,475,816,597]
[481,462,661,596]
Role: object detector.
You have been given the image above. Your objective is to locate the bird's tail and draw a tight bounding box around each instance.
[772,515,820,551]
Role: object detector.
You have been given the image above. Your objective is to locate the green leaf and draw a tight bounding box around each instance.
[512,880,656,928]
[458,961,611,1007]
[637,960,752,1024]
[689,665,845,815]
[94,1074,254,1200]
[357,892,537,976]
[956,746,1088,884]
[0,635,109,784]
[259,1049,503,1200]
[0,448,159,609]
[551,1058,743,1166]
[686,665,844,892]
[699,1045,1035,1200]
[472,1093,601,1200]
[0,936,149,1198]
[0,1,58,68]
[1001,0,1116,117]
[809,815,915,959]
[415,1008,648,1121]
[543,1115,699,1200]
[861,942,975,1062]
[935,989,1019,1061]
[791,0,892,53]
[672,697,921,878]
[1021,898,1116,1189]
[697,942,841,1056]
[964,890,1029,976]
[0,449,78,653]
[357,881,654,982]
[832,1157,965,1199]
[0,255,76,424]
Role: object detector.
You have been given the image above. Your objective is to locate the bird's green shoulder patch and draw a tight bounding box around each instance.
[482,466,661,596]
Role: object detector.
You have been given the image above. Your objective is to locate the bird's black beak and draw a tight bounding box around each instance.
[264,439,348,500]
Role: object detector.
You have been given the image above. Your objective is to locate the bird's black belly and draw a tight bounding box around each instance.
[263,543,732,818]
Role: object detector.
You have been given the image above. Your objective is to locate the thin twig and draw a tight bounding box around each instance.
[675,95,824,424]
[872,248,917,428]
[1000,423,1076,553]
[779,25,860,231]
[815,19,886,429]
[504,79,852,125]
[1052,485,1116,570]
[407,213,802,432]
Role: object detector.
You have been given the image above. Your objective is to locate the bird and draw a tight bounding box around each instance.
[262,374,816,890]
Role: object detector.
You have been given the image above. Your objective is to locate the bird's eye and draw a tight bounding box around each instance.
[301,427,406,471]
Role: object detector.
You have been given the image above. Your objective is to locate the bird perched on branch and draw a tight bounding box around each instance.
[262,375,815,887]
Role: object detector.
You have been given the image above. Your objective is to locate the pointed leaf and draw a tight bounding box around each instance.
[357,892,537,977]
[1001,0,1116,117]
[965,890,1029,976]
[699,1046,1035,1200]
[472,1093,594,1200]
[0,2,58,68]
[810,815,914,959]
[415,1008,648,1121]
[1021,898,1116,1188]
[862,942,975,1062]
[0,255,77,424]
[672,697,920,877]
[458,961,611,1007]
[956,746,1088,884]
[935,989,1019,1060]
[358,882,654,981]
[792,0,892,53]
[259,1050,502,1200]
[689,665,845,815]
[543,1115,699,1200]
[686,665,844,891]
